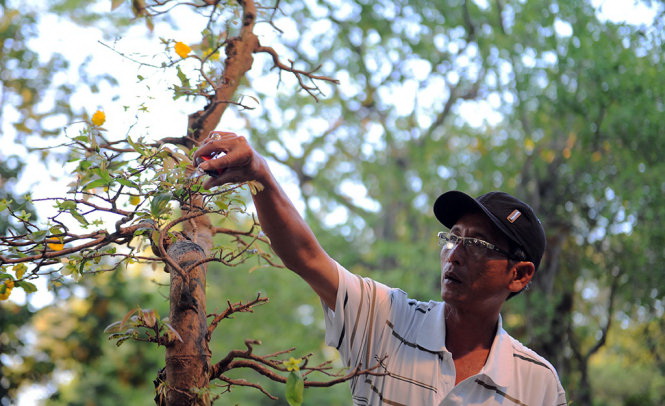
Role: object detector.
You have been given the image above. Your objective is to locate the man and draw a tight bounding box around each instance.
[194,131,567,405]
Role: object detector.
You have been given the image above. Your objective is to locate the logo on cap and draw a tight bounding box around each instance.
[507,209,522,223]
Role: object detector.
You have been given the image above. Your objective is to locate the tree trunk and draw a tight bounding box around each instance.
[575,359,593,406]
[165,241,211,406]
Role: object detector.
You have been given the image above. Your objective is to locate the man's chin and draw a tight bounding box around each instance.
[440,289,459,303]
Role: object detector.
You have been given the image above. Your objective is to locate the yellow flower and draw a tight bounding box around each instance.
[47,238,65,251]
[91,110,106,126]
[174,42,191,58]
[283,357,301,372]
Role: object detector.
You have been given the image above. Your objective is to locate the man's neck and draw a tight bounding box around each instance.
[444,304,501,384]
[444,303,500,356]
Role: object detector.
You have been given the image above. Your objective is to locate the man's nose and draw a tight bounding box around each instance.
[441,243,464,264]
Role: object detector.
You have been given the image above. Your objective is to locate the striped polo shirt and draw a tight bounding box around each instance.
[323,263,567,406]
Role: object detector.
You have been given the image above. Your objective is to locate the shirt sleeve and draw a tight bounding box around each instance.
[323,262,394,370]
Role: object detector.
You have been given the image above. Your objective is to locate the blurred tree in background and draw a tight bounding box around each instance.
[2,0,665,405]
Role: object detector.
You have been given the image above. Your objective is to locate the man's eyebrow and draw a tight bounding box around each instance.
[450,227,495,242]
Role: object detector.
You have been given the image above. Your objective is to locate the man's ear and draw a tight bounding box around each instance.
[508,261,535,293]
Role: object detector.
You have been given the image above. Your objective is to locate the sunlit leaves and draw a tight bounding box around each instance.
[0,277,14,300]
[13,263,27,279]
[56,199,89,226]
[0,270,36,298]
[173,65,192,100]
[104,307,182,347]
[1,106,258,301]
[16,280,37,293]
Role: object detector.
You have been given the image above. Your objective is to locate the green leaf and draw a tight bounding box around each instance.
[13,263,28,279]
[127,136,147,156]
[16,280,37,293]
[58,200,77,211]
[49,226,64,235]
[285,371,304,406]
[70,210,89,226]
[0,199,11,212]
[117,178,139,189]
[92,167,113,183]
[213,199,228,211]
[104,321,123,334]
[82,178,108,191]
[30,230,48,241]
[133,227,150,237]
[176,65,190,88]
[150,193,172,217]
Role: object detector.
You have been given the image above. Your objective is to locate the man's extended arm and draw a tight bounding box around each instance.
[193,132,339,309]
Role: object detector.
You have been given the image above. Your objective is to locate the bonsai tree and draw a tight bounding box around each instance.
[0,1,378,404]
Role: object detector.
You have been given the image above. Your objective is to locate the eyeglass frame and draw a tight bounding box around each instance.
[437,231,526,261]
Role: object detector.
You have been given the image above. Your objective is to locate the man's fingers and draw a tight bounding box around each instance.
[201,168,244,189]
[194,142,225,162]
[198,153,230,173]
[192,132,257,188]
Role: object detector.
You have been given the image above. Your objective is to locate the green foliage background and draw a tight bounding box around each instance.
[2,0,665,405]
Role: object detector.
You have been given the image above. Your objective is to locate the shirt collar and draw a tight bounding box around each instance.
[479,315,514,388]
[416,306,515,388]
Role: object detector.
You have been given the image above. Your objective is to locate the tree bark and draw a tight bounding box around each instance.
[165,241,211,406]
[161,2,260,403]
[187,0,258,142]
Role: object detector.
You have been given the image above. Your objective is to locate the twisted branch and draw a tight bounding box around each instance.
[209,339,387,400]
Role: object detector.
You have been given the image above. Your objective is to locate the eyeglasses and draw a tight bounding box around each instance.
[437,231,522,261]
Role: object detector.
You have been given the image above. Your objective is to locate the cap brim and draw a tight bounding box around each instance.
[434,191,512,239]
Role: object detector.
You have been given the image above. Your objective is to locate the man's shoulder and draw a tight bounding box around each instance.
[505,333,561,379]
[389,290,443,313]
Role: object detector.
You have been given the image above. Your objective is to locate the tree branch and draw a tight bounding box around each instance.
[255,45,339,101]
[209,339,387,399]
[206,294,269,340]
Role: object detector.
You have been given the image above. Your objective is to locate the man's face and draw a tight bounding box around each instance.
[440,211,516,310]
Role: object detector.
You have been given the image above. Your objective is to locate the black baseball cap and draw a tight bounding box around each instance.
[433,191,546,270]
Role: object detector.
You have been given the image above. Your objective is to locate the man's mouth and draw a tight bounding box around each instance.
[444,272,462,284]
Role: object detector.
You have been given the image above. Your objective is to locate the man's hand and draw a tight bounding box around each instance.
[192,131,266,190]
